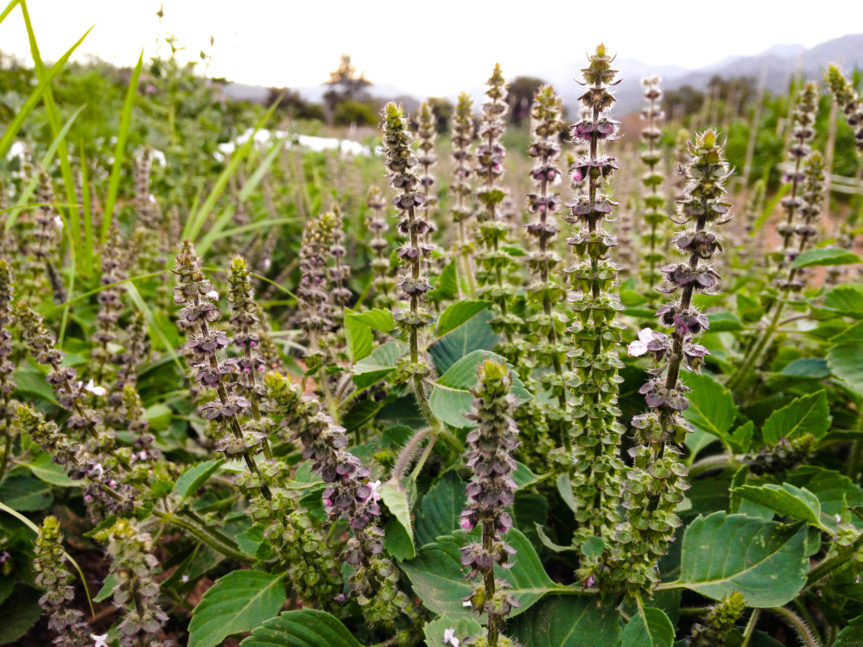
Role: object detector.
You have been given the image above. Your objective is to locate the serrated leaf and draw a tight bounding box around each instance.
[429,350,531,428]
[436,300,491,337]
[824,284,863,318]
[681,372,738,443]
[94,573,120,603]
[400,528,557,619]
[344,308,374,361]
[733,483,822,526]
[510,595,622,647]
[20,453,82,487]
[787,466,863,530]
[779,358,830,379]
[707,311,743,331]
[352,341,407,388]
[347,308,395,333]
[241,609,365,647]
[429,310,499,374]
[423,616,482,647]
[416,471,466,546]
[792,247,861,268]
[0,474,53,511]
[379,482,415,558]
[175,459,225,501]
[0,585,42,645]
[674,512,808,607]
[833,615,863,647]
[189,570,286,647]
[830,322,863,344]
[828,343,863,396]
[761,391,831,444]
[729,421,754,453]
[621,606,674,647]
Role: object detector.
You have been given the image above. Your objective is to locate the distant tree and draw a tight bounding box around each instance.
[266,87,326,121]
[323,54,371,113]
[333,99,378,126]
[428,97,454,133]
[507,76,545,126]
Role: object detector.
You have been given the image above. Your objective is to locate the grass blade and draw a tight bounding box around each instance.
[4,105,85,229]
[101,49,144,243]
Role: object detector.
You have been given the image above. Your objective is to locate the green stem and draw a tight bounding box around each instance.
[768,606,822,647]
[740,610,760,647]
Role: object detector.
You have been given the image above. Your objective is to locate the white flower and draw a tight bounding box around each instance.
[84,379,107,397]
[148,193,157,204]
[443,628,460,647]
[91,633,109,647]
[206,290,219,300]
[462,599,472,608]
[90,463,105,477]
[369,480,382,502]
[151,149,167,167]
[53,215,64,230]
[627,327,654,357]
[181,575,190,583]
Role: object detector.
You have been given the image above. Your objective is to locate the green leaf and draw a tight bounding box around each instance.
[833,615,863,647]
[429,309,499,374]
[94,573,120,603]
[175,459,225,501]
[379,482,414,559]
[824,284,863,318]
[430,260,458,301]
[0,585,42,645]
[384,515,415,561]
[20,453,82,487]
[347,308,395,333]
[828,343,863,396]
[400,528,557,620]
[674,512,808,607]
[736,294,764,324]
[779,358,830,379]
[189,570,286,647]
[429,350,531,428]
[707,311,743,331]
[0,474,53,511]
[352,341,407,389]
[621,606,675,647]
[344,308,374,362]
[732,483,822,526]
[830,322,863,344]
[436,300,491,337]
[416,471,466,547]
[11,366,57,404]
[761,391,831,444]
[510,595,622,647]
[729,421,754,453]
[787,466,863,530]
[423,616,483,647]
[145,403,173,430]
[241,609,365,647]
[791,248,861,269]
[681,372,738,443]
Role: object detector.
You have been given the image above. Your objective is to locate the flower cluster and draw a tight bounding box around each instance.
[639,76,667,291]
[265,371,415,630]
[451,92,477,298]
[326,204,352,311]
[474,65,522,362]
[23,170,65,304]
[366,185,396,309]
[522,85,569,466]
[173,240,270,496]
[687,592,746,647]
[0,260,16,473]
[296,211,336,370]
[132,148,166,274]
[617,130,732,597]
[89,225,128,387]
[460,360,521,647]
[381,102,433,384]
[227,255,267,416]
[562,44,627,580]
[94,518,170,647]
[826,64,863,155]
[774,82,819,279]
[416,100,438,231]
[33,516,91,647]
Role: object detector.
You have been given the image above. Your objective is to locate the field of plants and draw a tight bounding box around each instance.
[3,2,863,646]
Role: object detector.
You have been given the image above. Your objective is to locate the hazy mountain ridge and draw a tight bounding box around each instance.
[222,33,863,116]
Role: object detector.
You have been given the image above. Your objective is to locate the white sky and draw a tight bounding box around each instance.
[1,0,860,96]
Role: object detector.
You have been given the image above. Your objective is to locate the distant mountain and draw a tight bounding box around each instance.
[221,34,863,119]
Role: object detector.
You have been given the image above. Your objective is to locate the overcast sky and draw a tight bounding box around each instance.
[1,0,860,96]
